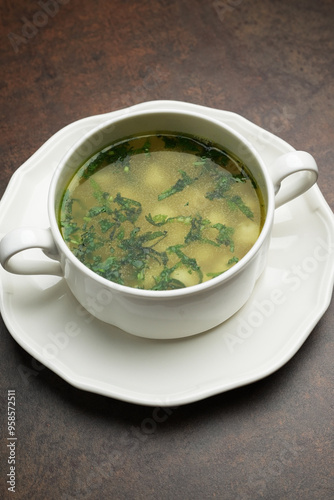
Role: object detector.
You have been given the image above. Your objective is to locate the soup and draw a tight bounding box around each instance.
[59,133,265,290]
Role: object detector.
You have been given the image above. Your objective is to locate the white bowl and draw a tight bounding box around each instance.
[0,106,318,339]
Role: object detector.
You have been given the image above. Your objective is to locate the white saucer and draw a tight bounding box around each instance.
[1,101,334,406]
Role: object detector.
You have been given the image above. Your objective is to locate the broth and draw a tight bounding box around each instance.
[59,133,265,290]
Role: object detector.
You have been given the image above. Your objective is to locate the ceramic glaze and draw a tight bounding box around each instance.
[0,106,318,338]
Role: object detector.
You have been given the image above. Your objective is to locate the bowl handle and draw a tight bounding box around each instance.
[0,227,63,276]
[268,151,318,208]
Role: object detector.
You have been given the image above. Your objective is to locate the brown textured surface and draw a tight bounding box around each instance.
[0,1,333,499]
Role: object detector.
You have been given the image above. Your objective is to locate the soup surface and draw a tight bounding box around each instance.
[59,133,265,290]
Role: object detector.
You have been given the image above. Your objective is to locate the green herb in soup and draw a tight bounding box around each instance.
[59,134,265,290]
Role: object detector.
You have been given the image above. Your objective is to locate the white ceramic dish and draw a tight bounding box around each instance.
[1,101,333,406]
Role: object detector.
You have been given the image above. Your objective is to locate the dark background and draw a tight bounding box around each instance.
[1,0,333,498]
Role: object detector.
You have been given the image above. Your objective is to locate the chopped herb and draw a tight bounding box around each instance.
[168,245,203,283]
[73,225,104,261]
[193,160,206,166]
[205,172,237,200]
[160,136,178,149]
[81,150,114,179]
[206,147,230,166]
[145,213,169,226]
[99,219,115,233]
[211,223,235,252]
[113,193,142,223]
[227,195,254,219]
[158,170,198,201]
[228,256,239,265]
[184,215,215,246]
[152,266,186,290]
[145,213,192,227]
[205,171,254,220]
[89,256,124,284]
[118,228,168,273]
[61,221,78,241]
[90,178,108,203]
[88,206,112,217]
